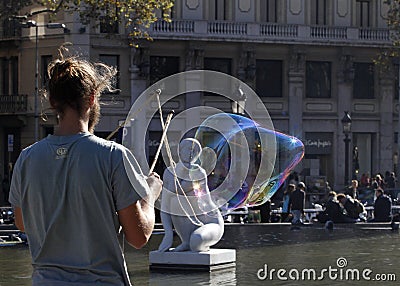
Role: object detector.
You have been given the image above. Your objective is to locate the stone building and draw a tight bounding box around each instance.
[0,0,397,193]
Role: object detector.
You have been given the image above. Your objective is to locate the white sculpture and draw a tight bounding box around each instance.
[158,138,224,252]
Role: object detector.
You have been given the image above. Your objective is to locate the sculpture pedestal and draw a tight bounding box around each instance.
[149,249,236,271]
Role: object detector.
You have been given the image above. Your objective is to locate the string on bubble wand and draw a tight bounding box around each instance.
[148,111,174,175]
[154,92,204,227]
[105,89,162,141]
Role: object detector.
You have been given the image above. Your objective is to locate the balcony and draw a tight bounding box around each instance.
[149,20,391,47]
[0,94,28,114]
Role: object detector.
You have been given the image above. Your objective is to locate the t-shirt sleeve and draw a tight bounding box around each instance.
[112,146,150,211]
[9,154,22,207]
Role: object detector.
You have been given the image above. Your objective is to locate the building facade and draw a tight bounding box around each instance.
[0,0,398,193]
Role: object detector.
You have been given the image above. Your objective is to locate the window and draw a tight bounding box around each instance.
[311,0,328,25]
[356,0,370,27]
[0,57,18,95]
[306,61,331,98]
[210,0,229,20]
[353,63,374,99]
[100,16,119,34]
[203,58,232,97]
[261,0,278,23]
[149,56,180,84]
[256,60,282,97]
[10,57,17,95]
[41,55,52,88]
[215,0,226,20]
[353,133,373,176]
[99,55,120,90]
[1,58,8,95]
[204,58,232,74]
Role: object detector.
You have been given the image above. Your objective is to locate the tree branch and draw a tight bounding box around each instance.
[28,0,66,16]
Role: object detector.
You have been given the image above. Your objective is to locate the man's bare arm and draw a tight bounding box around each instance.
[118,174,162,249]
[13,207,25,232]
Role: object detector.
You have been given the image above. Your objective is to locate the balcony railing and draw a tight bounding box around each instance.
[260,23,297,38]
[208,21,247,36]
[359,28,390,41]
[310,26,347,40]
[149,20,392,46]
[0,94,28,114]
[152,19,194,34]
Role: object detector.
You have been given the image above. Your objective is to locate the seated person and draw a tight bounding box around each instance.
[336,193,367,222]
[318,191,348,223]
[369,188,392,222]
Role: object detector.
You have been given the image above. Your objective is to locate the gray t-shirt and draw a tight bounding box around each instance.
[9,133,149,285]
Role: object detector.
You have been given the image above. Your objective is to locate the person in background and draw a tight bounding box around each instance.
[347,179,359,200]
[369,188,392,222]
[325,181,332,194]
[320,191,348,223]
[290,182,306,225]
[281,184,295,222]
[375,174,385,189]
[385,172,397,189]
[255,200,271,223]
[2,174,10,206]
[336,193,366,222]
[360,172,371,188]
[9,52,163,286]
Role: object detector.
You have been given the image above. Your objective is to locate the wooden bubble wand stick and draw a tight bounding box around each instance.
[148,111,174,175]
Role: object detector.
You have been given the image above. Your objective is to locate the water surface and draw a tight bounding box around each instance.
[1,224,399,285]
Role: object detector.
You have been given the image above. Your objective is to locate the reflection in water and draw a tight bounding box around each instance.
[0,225,399,285]
[149,268,236,286]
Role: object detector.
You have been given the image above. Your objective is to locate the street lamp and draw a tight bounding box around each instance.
[341,111,352,186]
[20,20,66,142]
[231,84,247,115]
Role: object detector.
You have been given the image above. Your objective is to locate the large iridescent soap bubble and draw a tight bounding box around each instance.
[195,113,304,212]
[120,69,304,216]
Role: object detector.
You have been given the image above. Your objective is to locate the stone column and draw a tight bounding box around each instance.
[129,47,148,168]
[288,47,305,172]
[288,47,305,137]
[378,67,395,173]
[237,44,256,88]
[236,45,256,113]
[185,43,203,132]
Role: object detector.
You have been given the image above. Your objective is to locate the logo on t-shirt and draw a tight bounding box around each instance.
[56,147,68,159]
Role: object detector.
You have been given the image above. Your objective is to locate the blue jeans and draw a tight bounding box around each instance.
[291,210,303,224]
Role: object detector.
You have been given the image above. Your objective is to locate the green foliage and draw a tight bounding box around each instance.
[0,0,33,19]
[1,0,174,45]
[374,0,400,70]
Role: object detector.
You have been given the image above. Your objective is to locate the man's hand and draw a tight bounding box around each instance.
[144,172,163,205]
